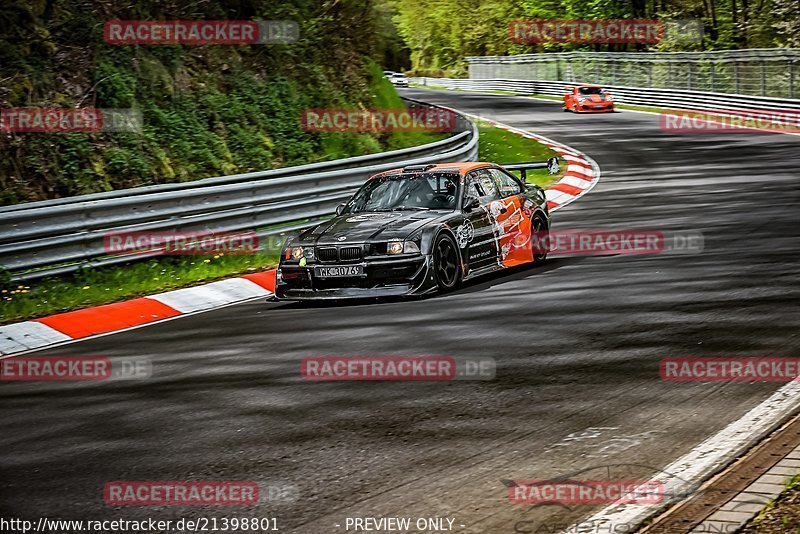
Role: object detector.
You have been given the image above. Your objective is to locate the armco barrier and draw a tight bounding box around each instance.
[466,49,800,99]
[0,99,478,281]
[411,77,800,115]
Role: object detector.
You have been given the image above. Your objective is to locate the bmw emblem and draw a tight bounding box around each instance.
[336,235,347,242]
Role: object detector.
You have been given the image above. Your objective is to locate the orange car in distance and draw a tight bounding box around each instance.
[563,84,615,113]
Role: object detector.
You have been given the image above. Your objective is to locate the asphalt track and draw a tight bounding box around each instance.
[1,88,799,534]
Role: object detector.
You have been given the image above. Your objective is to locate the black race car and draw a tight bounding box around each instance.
[274,162,550,300]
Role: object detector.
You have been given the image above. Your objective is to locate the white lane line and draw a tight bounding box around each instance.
[568,380,800,533]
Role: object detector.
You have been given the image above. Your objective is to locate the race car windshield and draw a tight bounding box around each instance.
[579,87,606,95]
[344,172,460,213]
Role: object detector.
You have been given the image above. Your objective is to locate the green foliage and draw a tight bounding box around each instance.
[0,0,439,205]
[389,0,800,74]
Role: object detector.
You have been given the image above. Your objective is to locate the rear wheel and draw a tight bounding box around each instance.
[433,234,461,292]
[531,216,549,262]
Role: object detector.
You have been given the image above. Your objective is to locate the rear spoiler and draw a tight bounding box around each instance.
[501,157,560,181]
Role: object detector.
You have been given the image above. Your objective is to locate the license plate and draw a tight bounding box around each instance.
[314,265,364,278]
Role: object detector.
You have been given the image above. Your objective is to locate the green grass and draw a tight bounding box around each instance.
[0,252,279,325]
[0,117,562,326]
[745,473,800,530]
[476,120,563,189]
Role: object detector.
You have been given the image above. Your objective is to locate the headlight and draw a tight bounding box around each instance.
[387,241,404,255]
[403,241,420,254]
[290,246,304,260]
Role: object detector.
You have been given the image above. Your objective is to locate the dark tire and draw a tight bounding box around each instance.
[432,233,461,292]
[531,215,549,263]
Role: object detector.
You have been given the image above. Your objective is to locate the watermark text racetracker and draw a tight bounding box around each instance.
[103,480,298,507]
[509,19,702,44]
[661,357,800,382]
[522,230,704,257]
[103,231,260,256]
[104,20,298,45]
[513,518,743,533]
[1,356,150,381]
[660,109,800,134]
[301,356,496,381]
[506,479,664,505]
[301,108,457,133]
[0,108,141,133]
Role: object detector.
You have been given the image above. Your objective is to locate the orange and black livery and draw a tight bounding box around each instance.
[274,162,551,300]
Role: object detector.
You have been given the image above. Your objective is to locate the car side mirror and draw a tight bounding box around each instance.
[336,203,346,215]
[463,196,480,212]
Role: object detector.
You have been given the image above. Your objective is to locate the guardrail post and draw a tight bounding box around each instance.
[761,60,767,96]
[688,63,693,91]
[790,61,796,99]
[734,62,740,94]
[710,62,716,92]
[647,61,653,88]
[667,62,673,87]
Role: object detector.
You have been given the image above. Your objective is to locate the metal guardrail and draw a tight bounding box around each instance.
[466,49,800,99]
[411,77,800,114]
[0,99,478,281]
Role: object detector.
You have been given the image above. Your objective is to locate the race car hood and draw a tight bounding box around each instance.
[298,210,445,245]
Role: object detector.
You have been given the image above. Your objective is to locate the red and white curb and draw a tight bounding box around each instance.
[462,114,601,212]
[0,121,599,357]
[0,271,275,356]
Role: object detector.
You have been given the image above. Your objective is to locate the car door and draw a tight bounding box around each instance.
[488,168,533,267]
[460,169,502,271]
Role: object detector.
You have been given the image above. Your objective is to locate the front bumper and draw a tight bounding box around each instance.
[577,102,614,113]
[274,254,434,300]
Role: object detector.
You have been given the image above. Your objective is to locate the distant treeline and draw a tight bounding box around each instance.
[385,0,800,75]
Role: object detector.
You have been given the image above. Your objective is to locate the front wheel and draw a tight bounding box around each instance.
[432,234,461,292]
